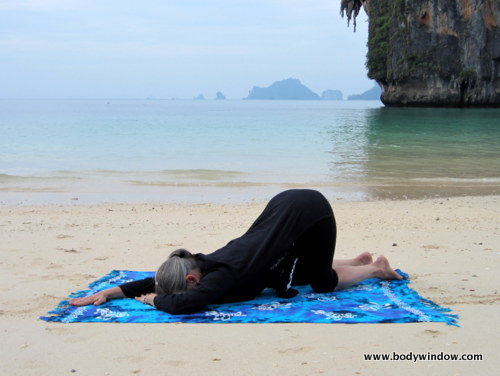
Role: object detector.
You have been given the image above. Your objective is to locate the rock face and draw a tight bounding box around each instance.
[343,0,500,107]
[245,78,321,100]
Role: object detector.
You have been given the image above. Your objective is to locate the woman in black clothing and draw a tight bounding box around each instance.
[70,189,401,314]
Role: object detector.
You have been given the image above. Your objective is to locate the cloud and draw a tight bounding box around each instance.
[273,0,337,12]
[0,0,83,12]
[0,37,253,59]
[0,0,372,98]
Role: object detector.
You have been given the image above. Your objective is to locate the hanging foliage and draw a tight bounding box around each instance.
[340,0,366,31]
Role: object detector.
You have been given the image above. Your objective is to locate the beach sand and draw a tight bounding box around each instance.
[1,195,499,375]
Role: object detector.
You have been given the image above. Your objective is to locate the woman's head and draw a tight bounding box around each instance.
[155,248,199,295]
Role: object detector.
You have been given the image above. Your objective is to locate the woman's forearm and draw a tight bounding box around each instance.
[119,277,156,298]
[106,286,126,299]
[70,286,126,306]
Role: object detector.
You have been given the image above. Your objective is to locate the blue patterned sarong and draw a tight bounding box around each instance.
[40,270,458,326]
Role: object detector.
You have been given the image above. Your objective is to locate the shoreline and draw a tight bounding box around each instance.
[1,194,499,375]
[1,178,499,206]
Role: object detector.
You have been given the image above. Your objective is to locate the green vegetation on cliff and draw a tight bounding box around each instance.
[367,0,423,81]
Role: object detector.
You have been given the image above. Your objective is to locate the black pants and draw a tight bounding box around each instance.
[292,215,338,292]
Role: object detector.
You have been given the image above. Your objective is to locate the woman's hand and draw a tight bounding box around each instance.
[135,293,157,308]
[69,286,125,306]
[69,291,108,306]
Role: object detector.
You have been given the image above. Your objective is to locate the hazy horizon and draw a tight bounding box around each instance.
[1,0,374,100]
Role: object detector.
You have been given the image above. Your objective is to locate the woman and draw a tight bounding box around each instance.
[70,189,401,314]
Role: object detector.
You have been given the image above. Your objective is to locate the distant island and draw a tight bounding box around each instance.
[186,79,380,101]
[244,78,321,100]
[321,89,343,101]
[348,85,382,100]
[215,91,226,100]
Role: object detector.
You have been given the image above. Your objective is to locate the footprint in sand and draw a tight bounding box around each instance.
[419,330,443,338]
[278,346,313,355]
[165,360,188,367]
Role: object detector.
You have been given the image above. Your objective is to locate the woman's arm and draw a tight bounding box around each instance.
[151,269,234,314]
[135,293,158,308]
[119,277,155,297]
[69,286,125,306]
[69,278,156,307]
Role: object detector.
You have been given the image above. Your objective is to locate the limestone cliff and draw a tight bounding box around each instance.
[341,0,500,107]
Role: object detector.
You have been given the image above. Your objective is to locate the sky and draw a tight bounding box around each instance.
[1,0,373,99]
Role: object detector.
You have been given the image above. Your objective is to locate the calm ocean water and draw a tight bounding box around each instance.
[1,99,499,204]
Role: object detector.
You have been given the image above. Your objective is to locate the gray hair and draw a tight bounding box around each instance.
[155,249,198,295]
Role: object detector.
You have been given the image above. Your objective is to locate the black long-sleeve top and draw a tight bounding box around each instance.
[120,189,333,314]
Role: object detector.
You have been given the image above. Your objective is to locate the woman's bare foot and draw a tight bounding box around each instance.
[334,255,402,290]
[333,252,374,268]
[354,251,373,266]
[373,255,402,280]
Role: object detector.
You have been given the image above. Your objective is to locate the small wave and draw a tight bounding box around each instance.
[412,177,500,183]
[157,169,246,180]
[54,169,128,176]
[0,173,21,181]
[54,169,246,179]
[0,172,82,181]
[126,180,265,188]
[0,187,65,193]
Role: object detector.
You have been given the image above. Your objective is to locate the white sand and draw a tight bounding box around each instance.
[1,195,499,375]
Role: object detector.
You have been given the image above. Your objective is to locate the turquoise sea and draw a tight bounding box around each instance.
[1,99,499,204]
